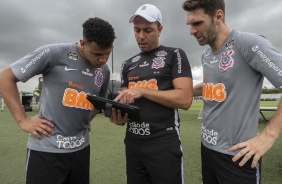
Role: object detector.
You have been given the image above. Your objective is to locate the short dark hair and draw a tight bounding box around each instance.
[82,17,116,49]
[182,0,225,18]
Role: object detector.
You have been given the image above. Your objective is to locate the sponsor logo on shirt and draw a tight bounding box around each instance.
[155,50,167,57]
[62,88,94,110]
[202,83,227,102]
[20,48,50,74]
[67,51,78,60]
[82,68,93,76]
[68,81,83,90]
[210,56,218,64]
[205,50,211,57]
[202,125,218,145]
[56,135,85,149]
[128,79,158,90]
[174,49,182,73]
[166,127,174,131]
[139,61,149,67]
[128,76,140,81]
[58,85,93,150]
[64,66,78,71]
[121,62,126,84]
[252,45,282,76]
[131,56,141,63]
[225,39,235,50]
[219,50,234,70]
[129,64,139,71]
[252,45,259,52]
[128,122,150,136]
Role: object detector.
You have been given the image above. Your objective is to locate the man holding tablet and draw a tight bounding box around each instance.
[111,4,193,184]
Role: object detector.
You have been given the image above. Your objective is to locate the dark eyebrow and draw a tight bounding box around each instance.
[189,20,204,26]
[134,27,153,30]
[134,27,154,33]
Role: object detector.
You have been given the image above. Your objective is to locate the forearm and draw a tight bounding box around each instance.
[141,87,192,110]
[0,67,28,123]
[193,83,203,97]
[261,97,282,140]
[117,78,193,110]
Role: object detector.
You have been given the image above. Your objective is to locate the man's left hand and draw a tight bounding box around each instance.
[229,133,275,168]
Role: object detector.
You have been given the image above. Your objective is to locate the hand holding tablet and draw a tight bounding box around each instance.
[86,94,141,121]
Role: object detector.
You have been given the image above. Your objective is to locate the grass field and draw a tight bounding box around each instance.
[0,101,281,183]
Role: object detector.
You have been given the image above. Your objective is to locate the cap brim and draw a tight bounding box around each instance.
[129,14,156,23]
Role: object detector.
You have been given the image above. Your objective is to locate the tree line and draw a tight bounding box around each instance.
[262,87,282,94]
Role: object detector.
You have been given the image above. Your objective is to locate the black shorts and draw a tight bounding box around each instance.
[125,136,184,184]
[201,143,261,184]
[26,145,90,184]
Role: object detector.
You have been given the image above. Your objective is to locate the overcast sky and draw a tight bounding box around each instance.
[1,0,282,92]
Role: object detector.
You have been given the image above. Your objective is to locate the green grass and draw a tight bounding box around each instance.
[0,101,281,184]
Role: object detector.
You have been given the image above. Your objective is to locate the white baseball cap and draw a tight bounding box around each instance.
[129,4,162,25]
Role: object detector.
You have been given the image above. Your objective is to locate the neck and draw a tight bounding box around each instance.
[76,43,86,60]
[210,24,231,52]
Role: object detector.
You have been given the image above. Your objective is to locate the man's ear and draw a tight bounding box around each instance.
[215,9,224,23]
[158,25,163,36]
[80,39,86,49]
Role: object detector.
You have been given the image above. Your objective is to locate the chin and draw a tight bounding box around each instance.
[139,47,149,52]
[198,41,208,46]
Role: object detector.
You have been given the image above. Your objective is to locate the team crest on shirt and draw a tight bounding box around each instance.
[131,56,141,63]
[155,50,167,57]
[219,50,234,70]
[67,51,78,61]
[94,69,103,87]
[151,57,165,69]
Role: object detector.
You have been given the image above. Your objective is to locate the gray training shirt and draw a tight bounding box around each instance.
[10,43,110,153]
[201,30,282,155]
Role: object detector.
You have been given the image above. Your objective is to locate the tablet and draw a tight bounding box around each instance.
[86,94,141,121]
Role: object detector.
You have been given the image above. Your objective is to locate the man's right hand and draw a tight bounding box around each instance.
[18,115,54,139]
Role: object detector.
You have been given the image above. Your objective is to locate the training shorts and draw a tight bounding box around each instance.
[201,143,261,184]
[26,145,90,184]
[125,135,184,184]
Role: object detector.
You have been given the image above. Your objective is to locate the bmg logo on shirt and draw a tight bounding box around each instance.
[202,125,218,145]
[202,83,227,102]
[128,122,150,136]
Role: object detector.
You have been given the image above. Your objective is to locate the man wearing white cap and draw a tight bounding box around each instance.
[112,4,193,184]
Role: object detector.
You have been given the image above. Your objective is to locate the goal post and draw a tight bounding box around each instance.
[0,96,5,111]
[197,106,203,120]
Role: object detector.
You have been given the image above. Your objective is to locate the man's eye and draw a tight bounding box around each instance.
[193,22,202,26]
